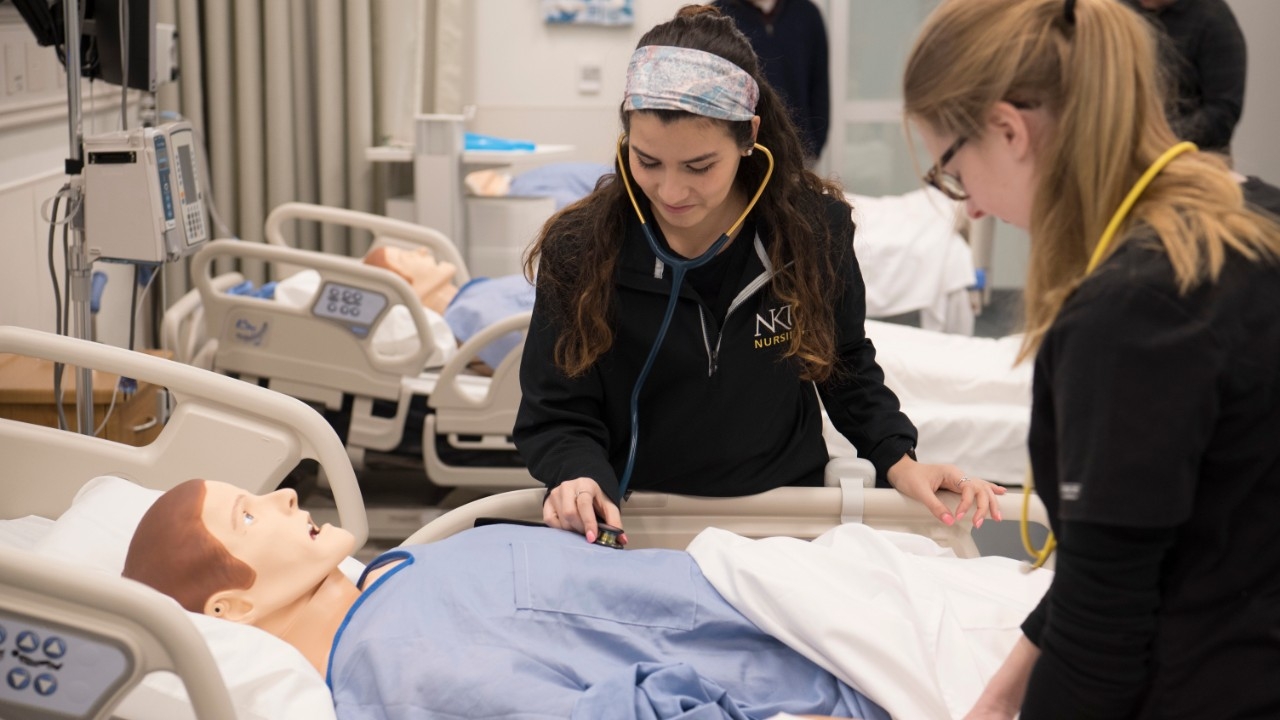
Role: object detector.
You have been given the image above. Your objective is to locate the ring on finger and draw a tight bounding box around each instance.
[574,490,591,498]
[958,476,970,485]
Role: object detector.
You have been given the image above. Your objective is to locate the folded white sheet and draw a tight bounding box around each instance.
[687,524,1053,720]
[849,188,976,322]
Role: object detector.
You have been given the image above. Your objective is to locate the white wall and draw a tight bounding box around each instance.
[465,0,689,166]
[1227,0,1280,183]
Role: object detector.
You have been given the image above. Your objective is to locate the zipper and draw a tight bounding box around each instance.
[696,235,777,377]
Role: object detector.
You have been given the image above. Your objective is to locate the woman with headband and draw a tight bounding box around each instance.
[901,0,1280,717]
[514,5,1004,545]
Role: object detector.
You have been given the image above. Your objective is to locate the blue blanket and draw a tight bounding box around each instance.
[328,524,888,720]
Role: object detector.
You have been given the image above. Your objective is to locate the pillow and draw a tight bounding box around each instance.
[27,476,369,720]
[113,607,337,720]
[30,475,162,574]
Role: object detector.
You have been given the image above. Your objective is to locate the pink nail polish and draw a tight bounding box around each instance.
[942,513,954,526]
[586,531,596,543]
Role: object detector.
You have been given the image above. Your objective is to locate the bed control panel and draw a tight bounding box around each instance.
[0,611,133,720]
[312,281,389,337]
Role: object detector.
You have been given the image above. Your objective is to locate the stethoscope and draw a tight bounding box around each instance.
[1021,140,1197,570]
[612,134,775,497]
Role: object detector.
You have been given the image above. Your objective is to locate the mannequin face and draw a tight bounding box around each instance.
[200,481,356,621]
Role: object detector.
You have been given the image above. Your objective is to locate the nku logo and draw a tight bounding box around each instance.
[753,305,792,349]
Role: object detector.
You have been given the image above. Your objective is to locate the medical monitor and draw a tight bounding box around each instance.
[10,0,157,92]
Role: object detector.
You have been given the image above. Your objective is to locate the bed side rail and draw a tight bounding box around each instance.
[160,271,244,368]
[0,545,236,720]
[0,326,368,546]
[402,486,1051,560]
[264,201,471,283]
[423,312,536,489]
[193,239,437,405]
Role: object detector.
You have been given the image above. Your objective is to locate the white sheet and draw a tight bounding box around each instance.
[688,524,1052,720]
[849,188,976,329]
[824,320,1033,486]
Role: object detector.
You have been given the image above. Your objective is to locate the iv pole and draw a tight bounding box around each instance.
[61,0,96,435]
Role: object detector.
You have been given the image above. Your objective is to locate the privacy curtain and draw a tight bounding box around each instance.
[155,0,438,302]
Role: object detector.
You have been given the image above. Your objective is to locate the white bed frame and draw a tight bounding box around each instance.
[0,325,369,720]
[422,311,535,489]
[404,483,1049,558]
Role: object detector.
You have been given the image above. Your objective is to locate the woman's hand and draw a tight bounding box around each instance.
[964,636,1039,719]
[543,477,626,545]
[885,454,1005,527]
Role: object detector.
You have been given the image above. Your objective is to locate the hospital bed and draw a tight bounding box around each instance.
[0,326,1051,720]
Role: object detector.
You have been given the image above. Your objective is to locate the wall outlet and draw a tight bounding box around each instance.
[578,62,602,95]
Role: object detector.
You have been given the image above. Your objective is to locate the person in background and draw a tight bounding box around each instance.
[712,0,831,164]
[903,0,1280,717]
[1122,0,1247,156]
[515,5,1002,546]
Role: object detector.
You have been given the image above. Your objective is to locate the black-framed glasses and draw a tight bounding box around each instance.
[923,136,969,201]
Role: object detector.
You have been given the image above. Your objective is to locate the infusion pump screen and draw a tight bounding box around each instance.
[176,144,198,199]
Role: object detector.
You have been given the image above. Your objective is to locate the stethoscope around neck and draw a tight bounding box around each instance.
[611,134,775,498]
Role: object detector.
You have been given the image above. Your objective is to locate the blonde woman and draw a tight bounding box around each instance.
[903,0,1280,718]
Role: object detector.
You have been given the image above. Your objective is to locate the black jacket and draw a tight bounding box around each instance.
[712,0,831,158]
[513,193,916,504]
[1020,239,1280,718]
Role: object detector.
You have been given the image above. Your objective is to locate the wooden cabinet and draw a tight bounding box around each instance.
[0,352,166,446]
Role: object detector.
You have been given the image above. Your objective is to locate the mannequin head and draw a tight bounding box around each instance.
[123,479,356,625]
[363,245,459,315]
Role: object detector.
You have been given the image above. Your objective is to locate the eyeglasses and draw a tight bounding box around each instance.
[922,136,969,201]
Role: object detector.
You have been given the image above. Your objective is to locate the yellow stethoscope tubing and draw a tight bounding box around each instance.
[1020,140,1198,569]
[615,135,775,243]
[610,134,775,498]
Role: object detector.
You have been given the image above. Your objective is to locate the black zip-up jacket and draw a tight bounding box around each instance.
[513,193,917,504]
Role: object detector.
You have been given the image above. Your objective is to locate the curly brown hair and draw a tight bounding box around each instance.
[524,4,849,383]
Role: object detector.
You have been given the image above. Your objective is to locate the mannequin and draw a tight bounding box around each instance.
[122,479,892,720]
[362,245,459,315]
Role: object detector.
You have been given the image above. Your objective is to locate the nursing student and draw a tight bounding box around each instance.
[513,5,1004,544]
[900,0,1280,717]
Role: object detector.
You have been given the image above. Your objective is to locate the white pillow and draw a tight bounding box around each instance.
[30,475,163,574]
[27,476,365,720]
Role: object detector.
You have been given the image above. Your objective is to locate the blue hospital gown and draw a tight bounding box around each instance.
[327,524,889,720]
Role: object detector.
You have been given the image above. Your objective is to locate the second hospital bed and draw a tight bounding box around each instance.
[0,325,1051,720]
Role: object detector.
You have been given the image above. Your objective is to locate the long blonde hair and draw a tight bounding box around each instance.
[904,0,1280,359]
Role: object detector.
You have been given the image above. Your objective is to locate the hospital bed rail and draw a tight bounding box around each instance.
[0,325,369,720]
[264,201,470,284]
[423,310,534,489]
[192,239,442,453]
[403,484,1050,559]
[160,270,244,368]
